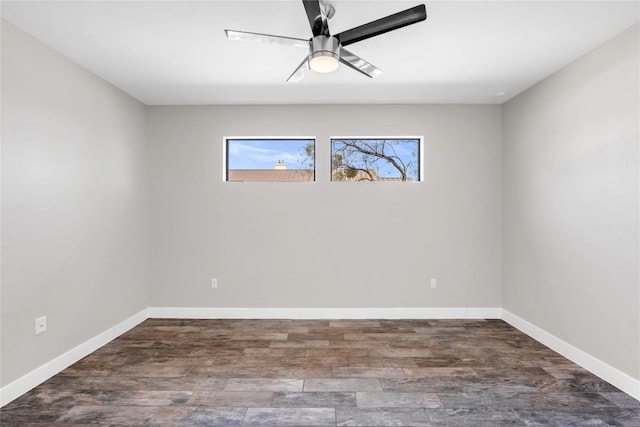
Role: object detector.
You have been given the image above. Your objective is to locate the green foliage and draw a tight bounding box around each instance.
[298,141,316,170]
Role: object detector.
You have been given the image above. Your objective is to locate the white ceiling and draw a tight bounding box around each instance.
[1,1,638,105]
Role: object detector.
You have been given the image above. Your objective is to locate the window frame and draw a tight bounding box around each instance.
[223,136,316,182]
[330,136,424,182]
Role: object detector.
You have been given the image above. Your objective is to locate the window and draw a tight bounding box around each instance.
[331,138,421,181]
[225,138,315,182]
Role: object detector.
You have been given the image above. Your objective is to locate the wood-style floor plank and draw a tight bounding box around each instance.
[1,318,639,426]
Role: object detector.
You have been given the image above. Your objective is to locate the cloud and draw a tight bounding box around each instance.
[228,141,307,168]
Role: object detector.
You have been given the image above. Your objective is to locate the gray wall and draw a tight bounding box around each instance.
[1,21,149,386]
[502,24,639,378]
[147,105,502,309]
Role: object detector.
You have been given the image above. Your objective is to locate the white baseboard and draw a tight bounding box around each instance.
[501,309,640,401]
[0,308,148,407]
[147,306,502,320]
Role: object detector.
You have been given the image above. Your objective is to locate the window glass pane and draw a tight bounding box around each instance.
[226,138,315,182]
[331,138,420,182]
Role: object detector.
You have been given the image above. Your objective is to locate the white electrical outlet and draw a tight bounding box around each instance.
[35,316,47,335]
[430,278,437,289]
[211,278,218,288]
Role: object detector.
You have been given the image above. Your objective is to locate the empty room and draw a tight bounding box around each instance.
[1,0,639,425]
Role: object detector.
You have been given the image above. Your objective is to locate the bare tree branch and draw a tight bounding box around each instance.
[304,138,418,182]
[340,139,408,180]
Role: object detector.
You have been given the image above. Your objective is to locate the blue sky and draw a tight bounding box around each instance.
[227,139,313,170]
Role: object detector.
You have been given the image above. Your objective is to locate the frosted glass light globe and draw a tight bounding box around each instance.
[310,54,339,73]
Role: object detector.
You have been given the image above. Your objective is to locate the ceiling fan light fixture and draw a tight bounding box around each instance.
[309,35,341,73]
[310,52,339,73]
[226,1,427,81]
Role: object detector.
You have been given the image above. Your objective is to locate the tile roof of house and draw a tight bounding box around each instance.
[227,169,314,182]
[227,169,410,182]
[332,170,411,182]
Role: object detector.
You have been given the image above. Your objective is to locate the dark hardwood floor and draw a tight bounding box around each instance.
[1,318,639,426]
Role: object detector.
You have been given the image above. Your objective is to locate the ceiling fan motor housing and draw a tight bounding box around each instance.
[309,35,341,73]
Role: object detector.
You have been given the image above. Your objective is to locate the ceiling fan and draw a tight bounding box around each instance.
[225,0,427,82]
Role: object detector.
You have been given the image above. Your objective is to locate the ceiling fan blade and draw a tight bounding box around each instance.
[339,48,383,78]
[225,30,309,49]
[335,4,426,47]
[287,57,310,82]
[302,0,330,37]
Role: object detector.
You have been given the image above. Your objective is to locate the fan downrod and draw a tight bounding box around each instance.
[320,0,335,20]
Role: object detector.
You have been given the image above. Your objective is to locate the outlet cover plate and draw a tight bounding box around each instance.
[35,316,47,335]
